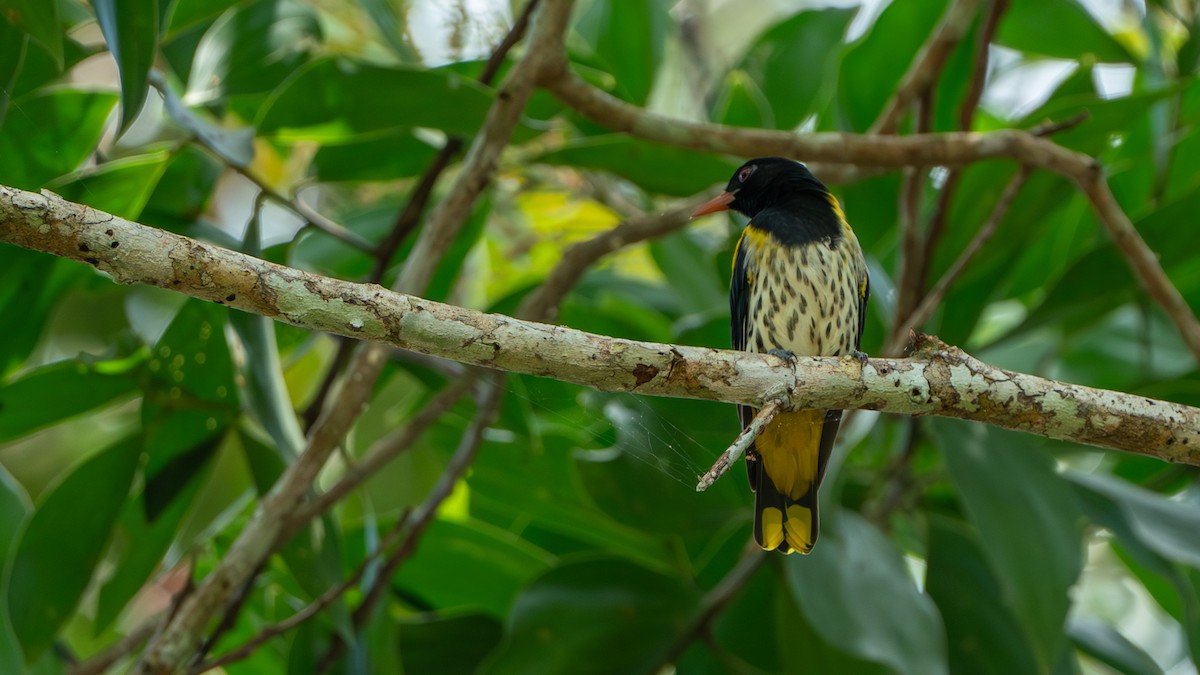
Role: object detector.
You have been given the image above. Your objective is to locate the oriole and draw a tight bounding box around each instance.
[693,157,869,554]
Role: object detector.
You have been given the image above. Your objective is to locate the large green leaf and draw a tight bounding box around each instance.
[257,58,494,140]
[0,357,142,444]
[926,517,1042,675]
[395,613,503,675]
[6,436,140,661]
[393,519,556,617]
[572,0,669,105]
[996,0,1131,63]
[0,0,62,66]
[141,300,239,517]
[786,510,948,675]
[1068,616,1163,675]
[1074,485,1200,672]
[0,90,117,190]
[837,0,948,131]
[94,455,207,632]
[468,429,675,572]
[0,466,28,675]
[0,250,90,376]
[481,557,701,675]
[94,0,159,133]
[935,420,1084,671]
[536,135,738,197]
[186,0,321,102]
[312,130,439,182]
[727,7,857,129]
[1069,472,1200,569]
[50,151,171,220]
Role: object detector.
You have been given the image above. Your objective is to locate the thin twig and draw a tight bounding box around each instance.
[887,167,1029,355]
[959,0,1008,131]
[189,512,414,674]
[316,375,506,671]
[128,3,577,671]
[287,372,482,530]
[68,611,164,675]
[697,399,784,491]
[869,0,983,135]
[660,547,767,668]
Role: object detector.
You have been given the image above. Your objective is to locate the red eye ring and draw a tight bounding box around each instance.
[738,165,756,183]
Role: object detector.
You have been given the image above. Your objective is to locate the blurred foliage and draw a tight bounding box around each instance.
[1,0,1199,673]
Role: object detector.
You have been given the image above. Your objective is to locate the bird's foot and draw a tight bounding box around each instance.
[848,350,869,367]
[767,348,797,364]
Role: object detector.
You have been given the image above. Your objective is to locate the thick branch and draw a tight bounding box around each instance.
[542,67,1200,362]
[2,185,1197,466]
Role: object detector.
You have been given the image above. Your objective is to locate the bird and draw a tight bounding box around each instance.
[692,157,869,554]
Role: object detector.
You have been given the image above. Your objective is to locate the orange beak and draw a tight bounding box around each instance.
[691,191,734,218]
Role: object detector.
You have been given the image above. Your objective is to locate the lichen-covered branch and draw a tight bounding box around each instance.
[2,185,1197,467]
[540,64,1200,364]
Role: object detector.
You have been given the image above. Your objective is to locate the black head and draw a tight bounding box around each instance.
[692,157,829,219]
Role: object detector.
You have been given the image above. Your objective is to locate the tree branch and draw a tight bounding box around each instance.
[886,167,1030,355]
[3,185,1198,467]
[106,2,577,671]
[541,65,1200,363]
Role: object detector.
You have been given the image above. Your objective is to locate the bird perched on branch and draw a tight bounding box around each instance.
[692,158,869,554]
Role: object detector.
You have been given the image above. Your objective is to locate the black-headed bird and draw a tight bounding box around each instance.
[692,157,869,554]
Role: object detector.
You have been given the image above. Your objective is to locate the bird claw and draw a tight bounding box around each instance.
[767,348,797,364]
[849,350,869,366]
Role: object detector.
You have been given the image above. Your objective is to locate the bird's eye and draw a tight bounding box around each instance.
[737,165,756,183]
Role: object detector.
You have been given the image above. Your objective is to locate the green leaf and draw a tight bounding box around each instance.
[710,69,773,128]
[926,517,1042,675]
[50,151,171,220]
[468,394,675,571]
[573,0,669,105]
[397,613,504,675]
[139,145,222,233]
[157,72,254,167]
[0,249,89,375]
[164,0,243,36]
[1068,471,1200,569]
[7,436,140,660]
[575,396,743,540]
[786,510,948,675]
[537,135,738,197]
[838,0,948,131]
[934,420,1084,671]
[0,465,27,675]
[312,130,439,182]
[94,456,208,632]
[0,90,117,190]
[141,299,240,493]
[186,0,321,102]
[1068,616,1163,675]
[8,35,94,100]
[94,0,160,133]
[730,7,857,129]
[0,0,62,67]
[649,230,728,315]
[257,59,495,140]
[996,0,1132,63]
[393,519,555,617]
[481,558,701,675]
[0,358,141,444]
